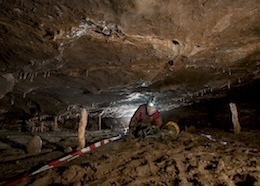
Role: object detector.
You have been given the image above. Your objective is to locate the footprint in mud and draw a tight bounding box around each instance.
[233,174,257,186]
[60,165,87,185]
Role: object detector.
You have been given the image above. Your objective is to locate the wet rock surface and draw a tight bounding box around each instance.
[0,0,259,120]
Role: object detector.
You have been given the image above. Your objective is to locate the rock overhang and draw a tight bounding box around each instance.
[0,0,259,125]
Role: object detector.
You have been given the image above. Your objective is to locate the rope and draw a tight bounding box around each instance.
[200,133,260,156]
[3,135,122,186]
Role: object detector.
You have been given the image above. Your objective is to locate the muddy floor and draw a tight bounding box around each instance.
[0,128,259,186]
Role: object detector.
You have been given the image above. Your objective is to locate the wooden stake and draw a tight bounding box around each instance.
[229,102,241,134]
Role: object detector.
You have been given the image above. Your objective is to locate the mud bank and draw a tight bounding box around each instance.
[0,128,259,186]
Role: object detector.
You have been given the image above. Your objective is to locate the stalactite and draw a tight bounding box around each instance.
[23,72,28,80]
[30,73,34,82]
[229,69,232,75]
[19,72,23,79]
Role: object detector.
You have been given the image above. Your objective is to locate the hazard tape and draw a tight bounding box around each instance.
[200,133,260,156]
[3,134,122,186]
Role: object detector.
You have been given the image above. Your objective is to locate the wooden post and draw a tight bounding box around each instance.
[229,102,241,134]
[78,108,88,149]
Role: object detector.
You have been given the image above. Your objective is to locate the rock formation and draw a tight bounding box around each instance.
[0,0,259,129]
[78,108,88,149]
[26,135,42,155]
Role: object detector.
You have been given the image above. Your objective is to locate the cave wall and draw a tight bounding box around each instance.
[0,0,259,128]
[162,80,260,130]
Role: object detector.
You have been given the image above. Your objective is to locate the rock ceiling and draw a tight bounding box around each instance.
[0,0,259,122]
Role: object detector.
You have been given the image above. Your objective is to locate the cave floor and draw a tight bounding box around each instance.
[0,128,259,186]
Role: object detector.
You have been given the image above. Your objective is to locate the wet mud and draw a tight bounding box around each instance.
[0,128,259,186]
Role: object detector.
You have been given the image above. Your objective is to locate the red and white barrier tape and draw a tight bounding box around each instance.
[4,134,122,186]
[200,133,260,156]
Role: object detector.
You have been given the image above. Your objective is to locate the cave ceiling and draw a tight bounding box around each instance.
[0,0,259,120]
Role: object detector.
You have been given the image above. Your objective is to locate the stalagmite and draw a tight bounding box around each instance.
[98,110,104,130]
[53,116,58,131]
[77,108,88,149]
[26,135,42,155]
[229,102,241,135]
